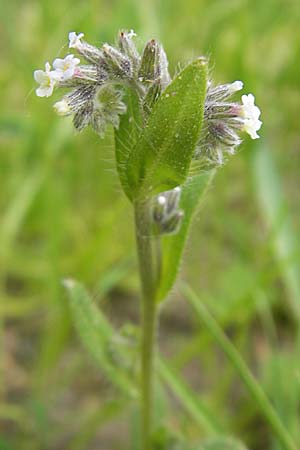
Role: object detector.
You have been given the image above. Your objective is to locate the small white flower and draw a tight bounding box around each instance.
[33,62,58,97]
[241,94,262,139]
[53,54,80,80]
[53,99,71,116]
[241,94,261,119]
[128,29,137,38]
[69,31,84,49]
[229,80,244,93]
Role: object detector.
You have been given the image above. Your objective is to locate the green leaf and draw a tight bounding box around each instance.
[114,87,143,199]
[64,279,137,397]
[156,171,214,302]
[127,58,208,199]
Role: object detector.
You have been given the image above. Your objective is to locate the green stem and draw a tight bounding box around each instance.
[134,199,160,450]
[182,283,298,450]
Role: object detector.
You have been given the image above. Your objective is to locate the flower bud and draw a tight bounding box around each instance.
[102,43,132,79]
[118,29,140,75]
[53,99,71,116]
[73,102,93,131]
[152,187,183,235]
[138,39,170,89]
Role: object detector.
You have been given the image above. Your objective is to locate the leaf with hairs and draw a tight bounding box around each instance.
[114,87,143,199]
[156,171,214,302]
[64,279,137,397]
[126,58,208,199]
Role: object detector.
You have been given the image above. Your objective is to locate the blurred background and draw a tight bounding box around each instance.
[1,0,300,449]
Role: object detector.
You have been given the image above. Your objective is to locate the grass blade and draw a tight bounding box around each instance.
[181,283,298,450]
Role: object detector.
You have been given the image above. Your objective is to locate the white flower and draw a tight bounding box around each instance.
[241,94,262,139]
[228,80,244,93]
[53,99,70,116]
[53,54,80,80]
[33,62,58,97]
[69,31,84,49]
[128,29,137,38]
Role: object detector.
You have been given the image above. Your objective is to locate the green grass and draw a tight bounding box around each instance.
[1,0,300,448]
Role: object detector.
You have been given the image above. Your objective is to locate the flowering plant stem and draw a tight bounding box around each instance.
[134,199,161,450]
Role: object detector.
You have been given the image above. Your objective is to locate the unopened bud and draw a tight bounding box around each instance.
[118,30,140,75]
[152,187,183,235]
[73,102,93,131]
[53,99,71,116]
[139,40,171,89]
[102,44,132,79]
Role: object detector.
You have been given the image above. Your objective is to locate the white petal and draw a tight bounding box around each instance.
[34,69,46,83]
[51,70,63,81]
[66,54,80,64]
[53,54,80,70]
[229,80,244,93]
[53,58,65,70]
[128,29,137,38]
[243,118,262,139]
[69,31,84,48]
[63,67,75,79]
[36,85,53,97]
[52,54,80,80]
[45,62,51,72]
[241,94,261,121]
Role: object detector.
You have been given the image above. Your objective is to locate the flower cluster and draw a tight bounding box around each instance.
[195,80,262,167]
[33,30,171,135]
[34,29,262,159]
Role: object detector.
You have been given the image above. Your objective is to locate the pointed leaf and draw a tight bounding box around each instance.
[127,58,208,199]
[156,171,214,302]
[64,279,137,397]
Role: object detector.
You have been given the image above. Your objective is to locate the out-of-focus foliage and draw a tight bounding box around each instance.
[0,0,300,449]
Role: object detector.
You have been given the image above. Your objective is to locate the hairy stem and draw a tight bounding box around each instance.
[134,199,160,450]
